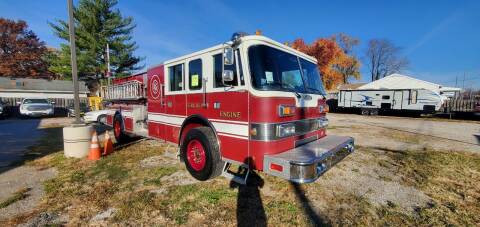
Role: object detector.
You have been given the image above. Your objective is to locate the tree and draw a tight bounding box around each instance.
[291,37,357,90]
[366,39,409,81]
[49,0,143,79]
[0,18,53,78]
[331,33,361,83]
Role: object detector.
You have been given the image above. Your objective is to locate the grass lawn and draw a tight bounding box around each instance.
[1,126,479,226]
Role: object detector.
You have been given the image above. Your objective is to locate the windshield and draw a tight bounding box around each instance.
[23,99,50,104]
[248,45,326,95]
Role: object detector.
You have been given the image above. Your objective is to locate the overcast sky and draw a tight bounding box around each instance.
[1,0,479,88]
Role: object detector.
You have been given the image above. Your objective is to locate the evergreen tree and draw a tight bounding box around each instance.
[49,0,143,79]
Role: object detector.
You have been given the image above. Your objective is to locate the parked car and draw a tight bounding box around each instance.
[18,98,55,118]
[67,103,89,117]
[83,110,109,124]
[0,101,8,119]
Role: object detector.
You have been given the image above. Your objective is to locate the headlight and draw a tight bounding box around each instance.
[277,123,296,137]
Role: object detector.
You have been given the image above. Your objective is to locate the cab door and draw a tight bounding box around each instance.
[206,49,249,163]
[164,62,187,143]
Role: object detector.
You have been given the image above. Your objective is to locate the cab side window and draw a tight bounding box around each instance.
[213,53,238,88]
[169,64,183,91]
[188,59,202,90]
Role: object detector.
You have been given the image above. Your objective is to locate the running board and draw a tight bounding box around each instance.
[221,162,250,185]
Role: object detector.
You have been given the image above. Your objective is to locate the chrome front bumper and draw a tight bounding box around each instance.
[263,135,354,183]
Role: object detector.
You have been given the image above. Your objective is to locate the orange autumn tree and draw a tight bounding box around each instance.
[291,37,359,90]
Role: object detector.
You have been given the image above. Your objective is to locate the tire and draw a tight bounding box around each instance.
[97,114,106,125]
[361,108,370,115]
[113,114,126,143]
[181,127,224,181]
[370,108,379,116]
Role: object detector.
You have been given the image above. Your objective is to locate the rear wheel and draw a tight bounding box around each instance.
[181,127,224,181]
[361,108,370,115]
[113,114,126,143]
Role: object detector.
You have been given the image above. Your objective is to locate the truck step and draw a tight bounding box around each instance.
[221,162,250,185]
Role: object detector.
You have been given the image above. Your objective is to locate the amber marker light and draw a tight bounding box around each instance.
[278,105,296,117]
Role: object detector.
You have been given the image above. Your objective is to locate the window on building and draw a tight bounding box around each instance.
[188,59,202,90]
[410,90,418,104]
[213,53,238,88]
[382,95,390,100]
[169,64,184,91]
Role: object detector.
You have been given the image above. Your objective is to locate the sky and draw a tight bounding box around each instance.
[1,0,479,89]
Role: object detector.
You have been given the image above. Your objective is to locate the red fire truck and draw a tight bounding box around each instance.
[102,33,354,184]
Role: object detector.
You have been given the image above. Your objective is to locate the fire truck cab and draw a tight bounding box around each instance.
[103,34,354,184]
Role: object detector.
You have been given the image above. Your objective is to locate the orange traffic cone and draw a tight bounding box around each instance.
[87,131,101,161]
[103,131,114,156]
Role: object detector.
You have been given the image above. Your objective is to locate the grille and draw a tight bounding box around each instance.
[27,106,50,111]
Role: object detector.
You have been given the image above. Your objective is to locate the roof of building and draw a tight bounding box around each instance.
[327,83,367,93]
[358,73,461,92]
[0,77,88,93]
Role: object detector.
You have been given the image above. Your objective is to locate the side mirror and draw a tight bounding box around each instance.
[224,48,234,65]
[222,70,234,83]
[16,101,21,105]
[51,101,56,105]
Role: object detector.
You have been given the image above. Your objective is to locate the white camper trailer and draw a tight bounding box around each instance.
[338,89,445,115]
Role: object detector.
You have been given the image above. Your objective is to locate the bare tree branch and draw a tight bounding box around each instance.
[365,39,409,81]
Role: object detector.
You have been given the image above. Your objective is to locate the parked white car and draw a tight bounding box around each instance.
[83,110,109,124]
[18,98,55,118]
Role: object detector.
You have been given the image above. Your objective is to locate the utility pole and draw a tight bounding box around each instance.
[462,72,466,90]
[67,0,81,124]
[106,43,111,86]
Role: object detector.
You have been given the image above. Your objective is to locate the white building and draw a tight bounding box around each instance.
[0,77,88,107]
[359,73,461,97]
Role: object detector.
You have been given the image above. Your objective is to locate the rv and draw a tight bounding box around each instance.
[337,88,445,115]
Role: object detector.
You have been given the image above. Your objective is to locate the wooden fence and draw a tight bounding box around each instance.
[441,98,479,113]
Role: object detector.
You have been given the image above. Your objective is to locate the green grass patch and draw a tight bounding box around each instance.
[143,167,178,186]
[0,188,31,208]
[199,188,236,205]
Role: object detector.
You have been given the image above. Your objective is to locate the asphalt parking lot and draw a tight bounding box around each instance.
[0,118,46,168]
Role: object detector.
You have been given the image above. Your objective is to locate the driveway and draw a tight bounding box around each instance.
[328,113,480,153]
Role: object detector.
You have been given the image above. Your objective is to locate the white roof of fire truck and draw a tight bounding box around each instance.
[149,35,317,70]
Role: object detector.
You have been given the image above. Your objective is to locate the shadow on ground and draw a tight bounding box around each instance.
[229,160,330,226]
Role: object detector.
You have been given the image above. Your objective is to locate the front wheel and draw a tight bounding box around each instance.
[181,127,224,181]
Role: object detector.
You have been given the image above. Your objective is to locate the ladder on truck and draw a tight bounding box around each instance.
[101,81,145,100]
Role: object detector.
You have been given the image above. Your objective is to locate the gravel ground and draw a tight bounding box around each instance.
[0,117,73,221]
[328,113,480,153]
[0,166,57,220]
